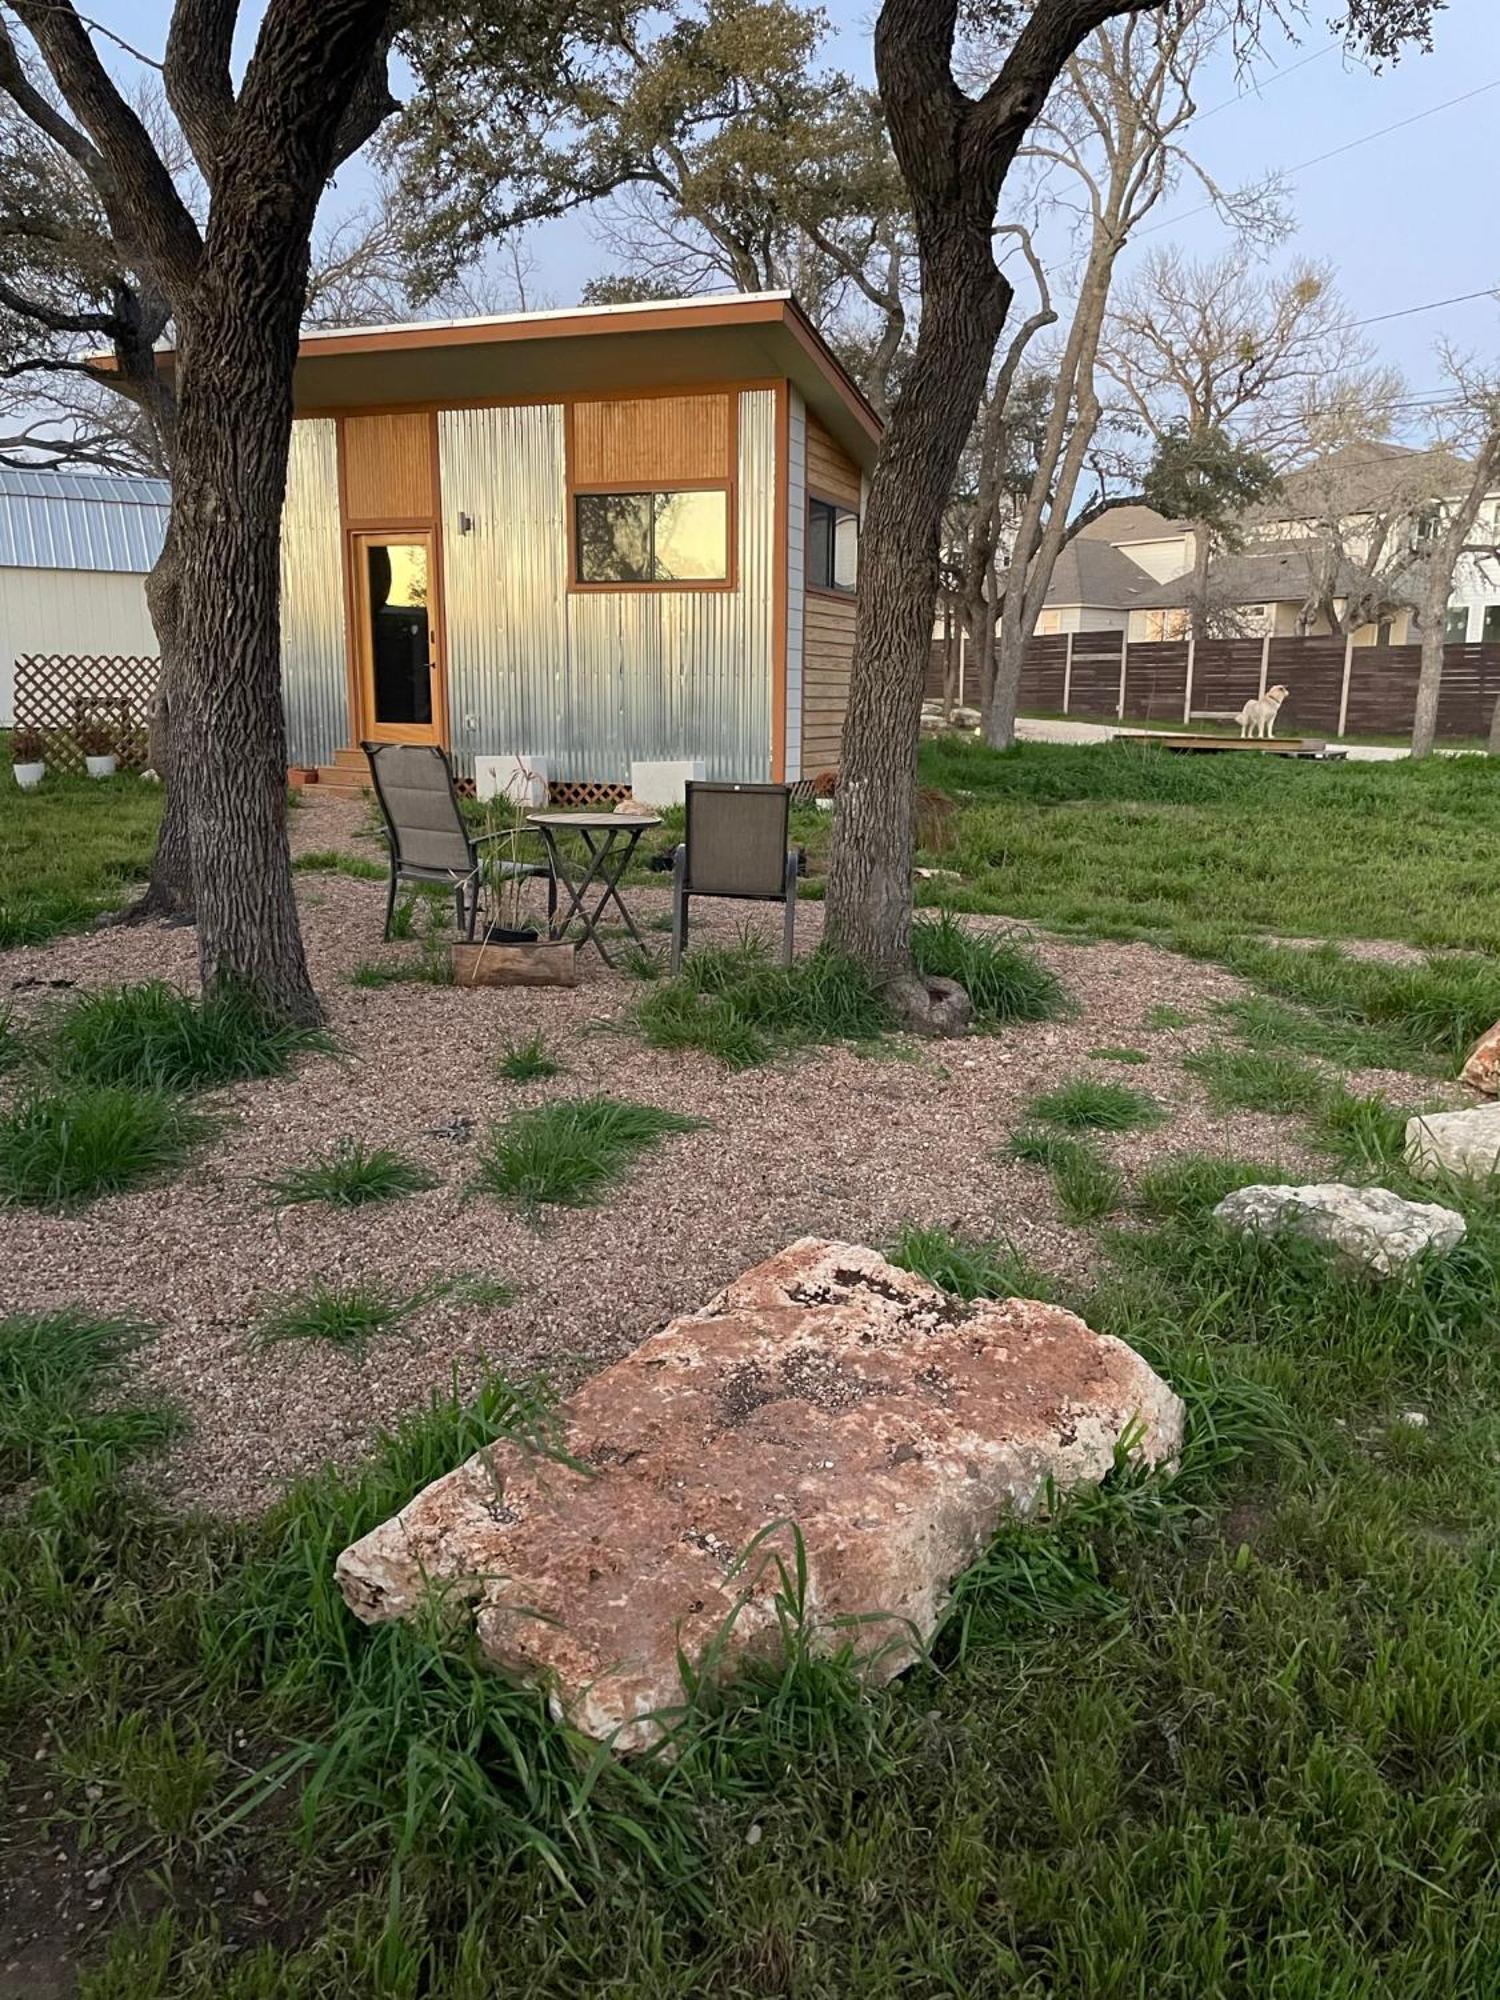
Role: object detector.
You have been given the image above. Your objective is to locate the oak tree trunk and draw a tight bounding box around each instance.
[172,288,319,1023]
[1411,615,1444,761]
[825,236,1010,1001]
[131,525,194,918]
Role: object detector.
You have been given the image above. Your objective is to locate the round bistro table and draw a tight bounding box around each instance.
[525,810,664,967]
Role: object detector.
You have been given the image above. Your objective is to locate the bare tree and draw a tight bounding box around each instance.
[0,1,396,1022]
[978,1,1278,747]
[1101,247,1390,637]
[1408,345,1500,758]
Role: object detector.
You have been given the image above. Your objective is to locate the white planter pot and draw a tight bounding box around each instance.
[85,754,117,779]
[13,760,44,790]
[816,796,835,812]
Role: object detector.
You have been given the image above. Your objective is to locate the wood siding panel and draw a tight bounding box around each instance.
[805,412,861,507]
[343,413,435,520]
[572,394,730,487]
[802,590,856,772]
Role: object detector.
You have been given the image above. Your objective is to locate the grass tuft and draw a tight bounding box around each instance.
[1225,938,1500,1068]
[888,1223,1056,1301]
[292,849,387,881]
[909,911,1067,1024]
[1182,1043,1328,1114]
[45,979,331,1094]
[253,1278,432,1355]
[1144,1003,1194,1030]
[636,940,888,1069]
[266,1139,439,1208]
[496,1031,563,1083]
[1088,1045,1149,1065]
[0,1308,177,1481]
[1026,1078,1164,1132]
[0,1082,205,1208]
[1133,1153,1277,1223]
[1007,1129,1124,1223]
[0,1004,25,1074]
[470,1094,705,1209]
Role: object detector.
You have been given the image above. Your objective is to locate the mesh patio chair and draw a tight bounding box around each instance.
[671,780,797,974]
[362,742,554,941]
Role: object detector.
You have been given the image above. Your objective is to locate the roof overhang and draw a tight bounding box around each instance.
[282,291,882,469]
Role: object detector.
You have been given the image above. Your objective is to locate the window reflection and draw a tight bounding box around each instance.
[575,488,728,584]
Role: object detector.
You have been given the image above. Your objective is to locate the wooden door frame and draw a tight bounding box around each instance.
[347,524,448,747]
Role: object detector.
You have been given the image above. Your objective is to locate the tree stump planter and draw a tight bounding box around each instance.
[451,940,578,989]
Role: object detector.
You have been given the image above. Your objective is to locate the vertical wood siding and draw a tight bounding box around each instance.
[342,413,435,520]
[571,394,731,487]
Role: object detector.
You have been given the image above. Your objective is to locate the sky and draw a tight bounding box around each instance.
[65,0,1500,410]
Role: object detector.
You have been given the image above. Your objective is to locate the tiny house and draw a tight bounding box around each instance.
[278,291,879,796]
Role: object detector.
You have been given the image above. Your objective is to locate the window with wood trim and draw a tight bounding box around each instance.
[569,392,733,588]
[575,489,729,583]
[808,495,858,594]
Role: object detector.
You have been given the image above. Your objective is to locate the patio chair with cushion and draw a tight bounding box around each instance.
[671,780,798,975]
[362,742,554,941]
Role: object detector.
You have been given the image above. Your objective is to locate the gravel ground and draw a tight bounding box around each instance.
[0,794,1435,1516]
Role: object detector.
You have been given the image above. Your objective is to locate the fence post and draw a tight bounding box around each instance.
[958,627,967,710]
[1258,634,1271,699]
[1117,631,1128,720]
[1337,633,1354,739]
[1182,637,1196,725]
[1063,630,1074,715]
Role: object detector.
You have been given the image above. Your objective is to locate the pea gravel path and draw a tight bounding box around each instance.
[0,796,1433,1515]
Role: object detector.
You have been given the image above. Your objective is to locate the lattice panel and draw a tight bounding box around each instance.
[547,779,631,809]
[14,653,160,773]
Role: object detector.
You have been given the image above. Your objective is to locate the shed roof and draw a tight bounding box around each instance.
[0,465,168,574]
[281,291,883,470]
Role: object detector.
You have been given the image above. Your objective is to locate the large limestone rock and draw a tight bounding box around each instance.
[336,1239,1183,1750]
[1406,1103,1500,1185]
[1461,1022,1500,1096]
[1214,1182,1465,1277]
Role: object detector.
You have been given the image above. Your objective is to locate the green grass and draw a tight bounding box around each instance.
[909,910,1067,1024]
[1144,1003,1194,1030]
[1026,1078,1164,1131]
[44,979,332,1092]
[0,1083,206,1207]
[470,1094,705,1209]
[1223,938,1500,1069]
[495,1030,562,1082]
[252,1278,433,1354]
[292,849,387,881]
[0,767,161,944]
[888,1223,1056,1301]
[910,735,1500,953]
[1008,1129,1125,1222]
[266,1139,439,1208]
[16,1163,1500,1994]
[0,1004,24,1073]
[1182,1043,1330,1114]
[1088,1044,1149,1064]
[636,939,890,1068]
[1132,1152,1279,1223]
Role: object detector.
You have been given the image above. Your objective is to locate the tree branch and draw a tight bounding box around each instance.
[164,0,239,184]
[9,0,203,292]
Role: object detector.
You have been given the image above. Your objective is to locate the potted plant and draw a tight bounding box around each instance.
[11,727,45,790]
[450,813,577,988]
[76,718,118,778]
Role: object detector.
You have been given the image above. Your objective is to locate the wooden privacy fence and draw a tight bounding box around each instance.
[927,633,1500,741]
[14,653,161,773]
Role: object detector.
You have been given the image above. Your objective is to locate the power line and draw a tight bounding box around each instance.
[1135,75,1500,240]
[1186,41,1340,126]
[1334,287,1497,335]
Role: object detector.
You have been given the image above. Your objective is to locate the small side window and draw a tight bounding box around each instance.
[809,496,858,594]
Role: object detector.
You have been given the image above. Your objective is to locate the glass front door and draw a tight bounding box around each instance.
[354,533,442,742]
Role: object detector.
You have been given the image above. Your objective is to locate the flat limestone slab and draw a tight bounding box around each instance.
[1406,1103,1500,1185]
[336,1239,1184,1750]
[1214,1182,1465,1277]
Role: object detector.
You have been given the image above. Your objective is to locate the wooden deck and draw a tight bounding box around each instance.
[1116,731,1347,760]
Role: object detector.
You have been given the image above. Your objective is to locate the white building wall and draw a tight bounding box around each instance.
[1037,604,1128,636]
[0,564,157,727]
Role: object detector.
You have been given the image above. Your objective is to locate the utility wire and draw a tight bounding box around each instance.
[1135,75,1500,239]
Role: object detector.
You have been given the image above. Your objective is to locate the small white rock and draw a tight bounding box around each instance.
[1214,1182,1465,1278]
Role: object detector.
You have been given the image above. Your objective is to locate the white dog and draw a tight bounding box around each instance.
[1236,684,1290,739]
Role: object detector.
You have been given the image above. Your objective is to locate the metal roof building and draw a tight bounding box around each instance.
[0,466,167,727]
[0,465,169,574]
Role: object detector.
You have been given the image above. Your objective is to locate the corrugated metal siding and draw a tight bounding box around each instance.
[785,389,807,781]
[439,390,775,782]
[280,419,348,766]
[0,466,168,574]
[440,404,571,779]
